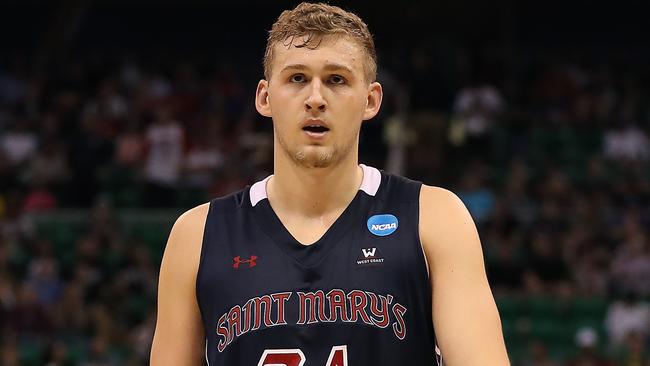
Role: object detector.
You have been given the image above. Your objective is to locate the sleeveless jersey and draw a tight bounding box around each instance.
[196,164,441,365]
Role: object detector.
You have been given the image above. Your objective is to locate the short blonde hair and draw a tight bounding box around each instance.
[263,2,377,82]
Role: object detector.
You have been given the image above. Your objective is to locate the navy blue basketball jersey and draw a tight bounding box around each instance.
[196,164,442,365]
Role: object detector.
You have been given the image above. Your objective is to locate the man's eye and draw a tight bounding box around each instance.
[329,75,346,84]
[290,74,306,83]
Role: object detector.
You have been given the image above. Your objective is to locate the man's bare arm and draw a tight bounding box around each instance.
[150,203,209,365]
[420,186,509,365]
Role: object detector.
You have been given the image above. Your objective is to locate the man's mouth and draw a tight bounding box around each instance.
[302,125,330,133]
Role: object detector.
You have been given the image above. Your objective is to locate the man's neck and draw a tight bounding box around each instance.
[267,156,363,218]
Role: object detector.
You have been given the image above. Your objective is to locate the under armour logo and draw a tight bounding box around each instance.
[233,255,258,269]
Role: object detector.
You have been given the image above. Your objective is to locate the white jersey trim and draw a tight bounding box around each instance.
[249,164,381,207]
[359,164,381,197]
[250,175,272,207]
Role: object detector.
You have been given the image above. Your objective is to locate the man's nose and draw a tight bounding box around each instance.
[305,79,326,111]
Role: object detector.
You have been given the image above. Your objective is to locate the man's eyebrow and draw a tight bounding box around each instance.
[280,63,355,74]
[280,64,308,73]
[322,63,354,74]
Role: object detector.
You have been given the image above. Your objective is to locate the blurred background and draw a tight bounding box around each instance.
[0,0,649,365]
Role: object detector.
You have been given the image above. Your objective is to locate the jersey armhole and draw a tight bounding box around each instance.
[415,184,431,279]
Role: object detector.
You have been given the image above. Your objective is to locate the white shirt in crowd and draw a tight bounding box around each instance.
[144,121,184,186]
[604,125,650,162]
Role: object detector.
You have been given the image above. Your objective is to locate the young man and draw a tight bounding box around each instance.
[151,3,509,365]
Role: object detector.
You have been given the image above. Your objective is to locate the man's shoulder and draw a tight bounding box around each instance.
[177,202,211,222]
[170,203,211,241]
[172,183,253,230]
[159,202,210,285]
[418,184,481,257]
[419,185,481,268]
[419,184,462,209]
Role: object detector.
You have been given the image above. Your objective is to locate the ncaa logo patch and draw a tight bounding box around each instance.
[367,214,398,236]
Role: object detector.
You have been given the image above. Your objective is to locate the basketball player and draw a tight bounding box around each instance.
[151,3,509,365]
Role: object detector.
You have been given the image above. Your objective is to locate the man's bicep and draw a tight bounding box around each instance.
[420,187,509,366]
[151,204,209,366]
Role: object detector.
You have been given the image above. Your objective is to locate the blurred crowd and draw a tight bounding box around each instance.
[1,23,650,366]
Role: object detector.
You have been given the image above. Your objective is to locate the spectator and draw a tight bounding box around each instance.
[0,64,28,106]
[613,331,649,366]
[22,139,70,187]
[67,113,114,206]
[451,82,504,147]
[572,248,610,297]
[604,293,650,347]
[0,119,37,167]
[8,283,52,334]
[527,232,570,289]
[0,273,15,332]
[142,108,184,207]
[603,122,650,163]
[567,327,613,366]
[183,132,225,189]
[609,227,650,297]
[0,338,20,366]
[130,313,156,362]
[457,167,496,225]
[114,120,145,168]
[521,340,560,366]
[85,335,115,365]
[43,340,74,366]
[51,281,88,335]
[22,183,58,213]
[25,240,64,306]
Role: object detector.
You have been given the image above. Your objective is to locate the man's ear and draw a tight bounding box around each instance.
[362,81,383,121]
[255,79,272,117]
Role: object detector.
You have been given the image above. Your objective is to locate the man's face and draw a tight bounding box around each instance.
[256,35,382,169]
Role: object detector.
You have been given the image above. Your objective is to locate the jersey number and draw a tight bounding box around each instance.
[257,345,348,366]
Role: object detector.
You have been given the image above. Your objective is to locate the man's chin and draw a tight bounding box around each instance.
[293,148,336,168]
